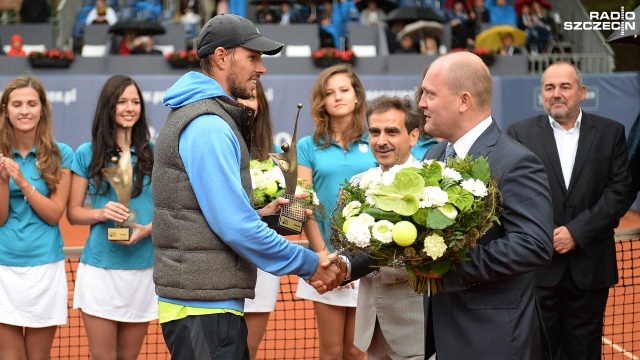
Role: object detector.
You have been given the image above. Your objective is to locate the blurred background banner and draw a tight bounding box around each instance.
[0,72,637,152]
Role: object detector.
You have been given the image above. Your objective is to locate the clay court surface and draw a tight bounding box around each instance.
[52,212,640,359]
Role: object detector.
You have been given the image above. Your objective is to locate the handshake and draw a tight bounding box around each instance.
[307,252,350,294]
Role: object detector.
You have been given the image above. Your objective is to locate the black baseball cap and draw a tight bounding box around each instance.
[196,14,284,59]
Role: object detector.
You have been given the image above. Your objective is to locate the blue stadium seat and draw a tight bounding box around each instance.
[120,7,135,20]
[124,0,138,9]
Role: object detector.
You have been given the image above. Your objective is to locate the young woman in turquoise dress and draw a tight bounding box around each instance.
[296,64,377,360]
[238,79,283,360]
[0,75,73,359]
[67,74,155,360]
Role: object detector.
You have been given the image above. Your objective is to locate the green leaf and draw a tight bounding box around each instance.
[425,207,455,229]
[422,162,442,186]
[446,186,475,212]
[470,156,491,184]
[363,208,402,222]
[431,259,451,275]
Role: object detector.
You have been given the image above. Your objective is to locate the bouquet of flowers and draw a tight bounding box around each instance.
[332,156,501,295]
[311,48,357,68]
[165,49,200,68]
[27,48,75,68]
[250,159,320,209]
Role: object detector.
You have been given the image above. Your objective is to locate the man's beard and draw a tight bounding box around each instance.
[227,64,253,100]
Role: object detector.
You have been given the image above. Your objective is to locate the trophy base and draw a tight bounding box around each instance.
[263,214,303,236]
[107,227,130,241]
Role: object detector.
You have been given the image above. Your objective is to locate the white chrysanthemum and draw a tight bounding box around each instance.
[356,213,376,228]
[343,201,362,218]
[346,221,372,248]
[461,179,488,197]
[441,167,462,181]
[372,220,394,243]
[418,186,449,208]
[266,167,285,186]
[357,169,382,189]
[437,204,458,220]
[250,169,267,189]
[423,234,448,260]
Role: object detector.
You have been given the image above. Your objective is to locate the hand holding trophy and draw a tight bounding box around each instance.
[263,103,308,235]
[101,132,137,241]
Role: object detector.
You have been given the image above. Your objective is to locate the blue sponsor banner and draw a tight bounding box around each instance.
[1,72,638,151]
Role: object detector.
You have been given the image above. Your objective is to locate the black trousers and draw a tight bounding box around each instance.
[536,267,609,360]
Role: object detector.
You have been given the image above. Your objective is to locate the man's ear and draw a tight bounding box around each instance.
[459,91,471,113]
[212,47,227,68]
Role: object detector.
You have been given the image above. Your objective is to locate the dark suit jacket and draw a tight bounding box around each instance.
[349,120,554,359]
[506,113,633,290]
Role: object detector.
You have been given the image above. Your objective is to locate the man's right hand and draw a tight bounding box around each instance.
[308,252,346,294]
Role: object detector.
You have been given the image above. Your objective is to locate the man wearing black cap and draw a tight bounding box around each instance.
[151,14,343,359]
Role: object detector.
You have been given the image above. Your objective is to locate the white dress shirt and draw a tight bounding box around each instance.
[549,110,582,189]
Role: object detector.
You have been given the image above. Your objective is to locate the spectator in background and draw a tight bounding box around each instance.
[256,0,278,23]
[67,74,156,360]
[485,0,516,27]
[506,61,633,360]
[0,75,73,360]
[473,0,490,25]
[499,32,524,56]
[359,0,385,26]
[237,80,281,360]
[6,34,26,56]
[445,0,475,49]
[394,33,420,54]
[131,35,163,55]
[332,0,359,49]
[115,29,138,55]
[216,0,247,18]
[319,12,340,48]
[19,0,50,23]
[180,6,202,49]
[85,0,118,26]
[278,1,304,25]
[518,3,549,54]
[422,36,440,56]
[0,36,5,55]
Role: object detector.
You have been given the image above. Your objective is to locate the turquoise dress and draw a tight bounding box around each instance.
[297,133,377,250]
[71,142,154,269]
[0,142,73,266]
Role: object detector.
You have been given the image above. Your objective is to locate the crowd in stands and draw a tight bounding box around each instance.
[0,0,565,59]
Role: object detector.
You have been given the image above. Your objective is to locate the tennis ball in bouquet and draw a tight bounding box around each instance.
[264,180,279,196]
[392,221,418,246]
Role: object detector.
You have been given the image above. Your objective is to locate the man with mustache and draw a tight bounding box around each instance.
[507,61,633,359]
[348,95,429,360]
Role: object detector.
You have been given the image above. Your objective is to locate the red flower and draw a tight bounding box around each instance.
[28,48,74,61]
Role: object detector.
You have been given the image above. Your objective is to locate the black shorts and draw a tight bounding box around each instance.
[161,313,249,360]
